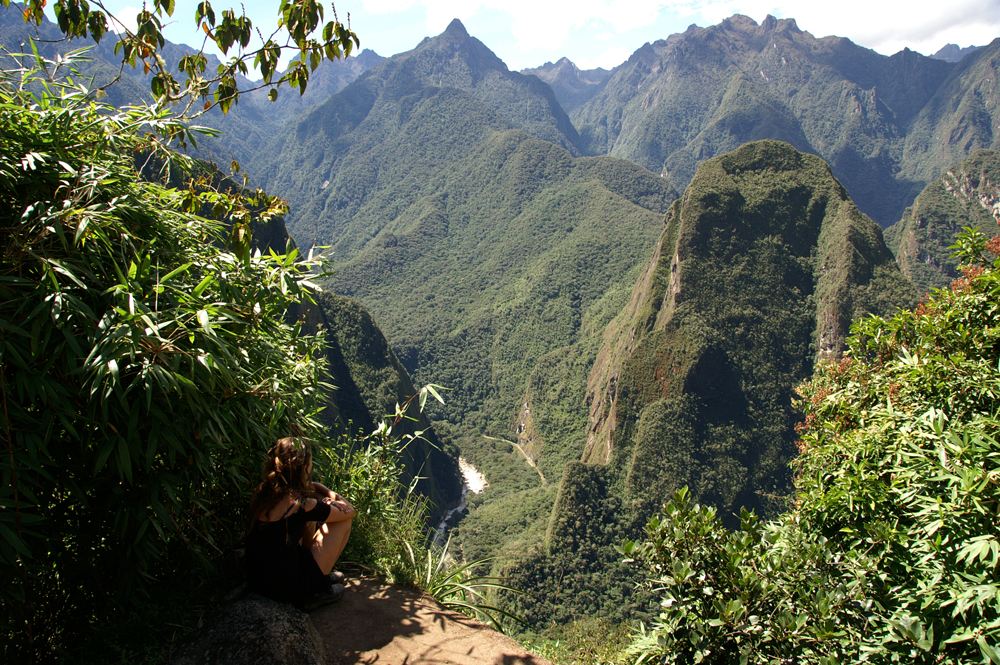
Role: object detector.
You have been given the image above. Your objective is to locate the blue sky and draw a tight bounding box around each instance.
[85,0,1000,72]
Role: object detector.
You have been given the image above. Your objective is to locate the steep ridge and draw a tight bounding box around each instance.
[885,149,1000,295]
[489,142,916,629]
[294,292,463,522]
[248,19,586,258]
[571,14,957,226]
[583,141,915,517]
[902,42,1000,185]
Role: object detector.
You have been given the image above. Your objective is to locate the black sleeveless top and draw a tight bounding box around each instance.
[244,499,332,605]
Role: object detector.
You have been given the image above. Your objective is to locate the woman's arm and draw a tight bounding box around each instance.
[322,495,355,523]
[311,482,355,522]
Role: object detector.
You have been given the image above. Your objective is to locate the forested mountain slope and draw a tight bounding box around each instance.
[902,45,1000,185]
[294,292,463,521]
[323,130,676,460]
[492,141,916,627]
[248,18,587,257]
[585,139,915,518]
[242,21,679,490]
[245,49,385,125]
[572,14,999,227]
[885,149,1000,295]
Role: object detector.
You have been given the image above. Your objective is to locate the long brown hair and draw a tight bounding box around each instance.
[248,437,315,526]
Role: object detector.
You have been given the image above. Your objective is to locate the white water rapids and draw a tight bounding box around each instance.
[432,457,487,547]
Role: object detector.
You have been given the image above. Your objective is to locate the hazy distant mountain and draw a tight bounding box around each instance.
[571,14,996,227]
[885,149,1000,295]
[521,57,617,113]
[932,43,983,62]
[901,45,1000,188]
[0,6,382,166]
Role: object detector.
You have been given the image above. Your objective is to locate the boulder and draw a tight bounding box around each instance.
[163,587,324,665]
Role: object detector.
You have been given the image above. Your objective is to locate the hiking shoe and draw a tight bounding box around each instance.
[301,583,344,611]
[328,570,346,585]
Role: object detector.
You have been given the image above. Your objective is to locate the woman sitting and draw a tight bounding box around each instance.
[245,437,356,610]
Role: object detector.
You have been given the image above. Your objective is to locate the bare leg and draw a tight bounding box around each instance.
[310,519,352,575]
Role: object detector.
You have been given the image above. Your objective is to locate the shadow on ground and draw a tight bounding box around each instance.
[312,578,551,665]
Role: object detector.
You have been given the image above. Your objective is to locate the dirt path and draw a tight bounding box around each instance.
[482,435,546,486]
[310,578,552,665]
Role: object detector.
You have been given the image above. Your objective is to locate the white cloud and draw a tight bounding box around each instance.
[357,0,999,65]
[109,5,141,35]
[356,0,1000,68]
[575,44,634,70]
[695,0,1000,56]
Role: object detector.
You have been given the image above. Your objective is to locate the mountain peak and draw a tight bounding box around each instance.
[932,43,983,63]
[444,18,469,38]
[720,14,759,31]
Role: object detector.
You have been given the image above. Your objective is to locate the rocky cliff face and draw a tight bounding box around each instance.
[521,57,615,113]
[885,149,1000,295]
[932,43,984,63]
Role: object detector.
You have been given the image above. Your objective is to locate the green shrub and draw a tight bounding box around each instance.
[0,58,329,659]
[621,226,1000,664]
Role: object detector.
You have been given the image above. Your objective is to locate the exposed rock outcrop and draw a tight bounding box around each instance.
[164,589,325,665]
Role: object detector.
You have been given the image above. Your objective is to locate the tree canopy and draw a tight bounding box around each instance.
[4,0,359,113]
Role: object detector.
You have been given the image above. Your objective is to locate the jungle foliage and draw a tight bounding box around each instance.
[620,226,1000,664]
[0,57,459,662]
[0,63,331,659]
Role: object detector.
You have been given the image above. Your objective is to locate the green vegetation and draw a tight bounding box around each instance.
[312,291,462,523]
[495,140,914,631]
[518,617,633,665]
[317,389,451,586]
[884,149,1000,295]
[596,140,914,521]
[621,225,1000,663]
[246,29,680,582]
[0,62,325,659]
[0,56,460,663]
